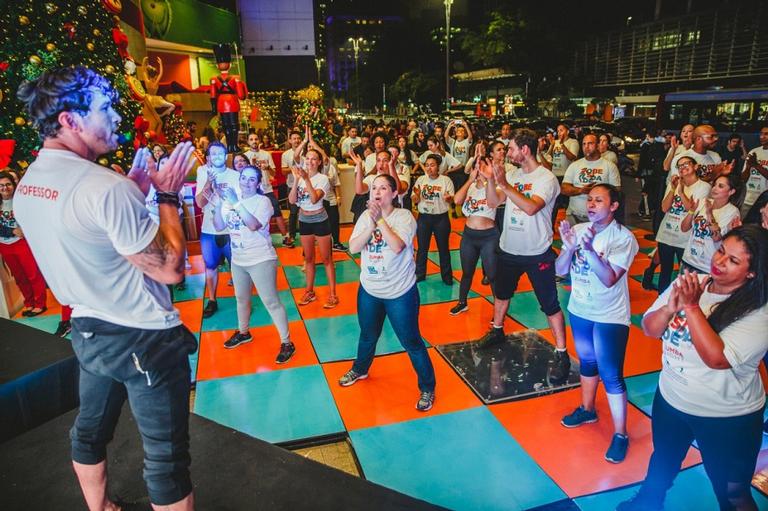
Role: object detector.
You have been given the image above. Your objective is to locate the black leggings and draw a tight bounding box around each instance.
[458,226,498,303]
[637,390,763,510]
[416,212,451,282]
[657,242,685,293]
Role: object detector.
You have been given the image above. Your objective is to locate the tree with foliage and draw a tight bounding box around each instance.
[0,0,141,169]
[390,71,440,107]
[294,85,334,149]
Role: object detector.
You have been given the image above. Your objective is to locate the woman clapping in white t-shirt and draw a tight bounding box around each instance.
[338,174,437,412]
[211,166,295,363]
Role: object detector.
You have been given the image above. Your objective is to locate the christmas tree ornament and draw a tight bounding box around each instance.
[78,5,89,16]
[45,43,56,51]
[45,3,58,14]
[93,28,101,37]
[102,0,123,14]
[19,15,30,26]
[63,22,76,40]
[86,42,95,51]
[14,117,26,126]
[104,64,115,74]
[29,55,42,66]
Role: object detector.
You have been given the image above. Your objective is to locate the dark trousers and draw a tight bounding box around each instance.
[458,226,498,303]
[352,285,435,393]
[657,242,685,293]
[288,203,299,238]
[416,212,452,282]
[637,390,763,510]
[69,318,197,505]
[324,200,341,245]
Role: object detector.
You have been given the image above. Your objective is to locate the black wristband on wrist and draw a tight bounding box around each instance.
[156,191,181,208]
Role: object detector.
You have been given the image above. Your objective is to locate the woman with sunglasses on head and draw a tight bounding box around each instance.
[339,174,436,412]
[555,184,639,464]
[619,225,768,511]
[289,148,339,309]
[679,173,742,274]
[211,166,295,363]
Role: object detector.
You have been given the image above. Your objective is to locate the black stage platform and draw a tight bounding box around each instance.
[436,330,580,404]
[0,318,78,441]
[0,404,447,511]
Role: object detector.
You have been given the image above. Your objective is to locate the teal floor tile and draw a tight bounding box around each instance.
[200,291,300,332]
[638,245,657,255]
[625,371,660,417]
[194,365,344,443]
[14,314,65,336]
[172,273,206,302]
[304,314,422,363]
[427,249,477,269]
[631,313,644,328]
[417,274,476,305]
[283,259,360,288]
[574,465,768,510]
[350,407,566,511]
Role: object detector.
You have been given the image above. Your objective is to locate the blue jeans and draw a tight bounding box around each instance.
[570,313,629,394]
[352,285,436,393]
[69,317,197,505]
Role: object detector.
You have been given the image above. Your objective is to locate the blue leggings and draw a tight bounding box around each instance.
[570,313,629,394]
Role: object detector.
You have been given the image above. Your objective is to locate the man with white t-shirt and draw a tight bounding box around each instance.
[15,67,196,510]
[195,141,239,318]
[340,125,362,157]
[543,124,580,225]
[741,126,768,215]
[668,125,733,184]
[483,128,571,381]
[281,130,303,247]
[244,133,291,245]
[562,134,622,225]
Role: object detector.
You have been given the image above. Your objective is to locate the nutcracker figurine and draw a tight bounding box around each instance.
[210,43,247,153]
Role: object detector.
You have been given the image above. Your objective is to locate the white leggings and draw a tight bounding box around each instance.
[231,259,290,343]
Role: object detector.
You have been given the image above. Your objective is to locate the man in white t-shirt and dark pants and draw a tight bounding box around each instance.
[741,126,768,216]
[562,133,622,225]
[484,129,571,381]
[244,133,291,246]
[542,124,580,226]
[15,67,196,510]
[281,130,304,247]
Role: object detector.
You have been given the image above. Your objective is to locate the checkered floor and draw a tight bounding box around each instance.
[13,217,768,510]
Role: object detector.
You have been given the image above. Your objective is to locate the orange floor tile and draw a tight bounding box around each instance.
[176,299,203,333]
[419,297,526,346]
[185,254,205,275]
[489,387,702,498]
[292,281,359,320]
[195,321,318,381]
[214,271,236,298]
[322,349,482,431]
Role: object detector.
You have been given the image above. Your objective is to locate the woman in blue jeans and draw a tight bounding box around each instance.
[339,174,436,411]
[555,184,639,463]
[619,225,768,511]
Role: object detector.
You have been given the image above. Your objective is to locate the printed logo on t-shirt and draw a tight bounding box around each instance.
[692,214,711,239]
[663,311,691,348]
[0,209,16,229]
[697,163,718,179]
[297,186,311,205]
[226,210,245,248]
[421,184,443,201]
[462,196,488,216]
[367,228,386,253]
[570,247,591,276]
[669,194,686,215]
[577,167,604,184]
[512,182,533,198]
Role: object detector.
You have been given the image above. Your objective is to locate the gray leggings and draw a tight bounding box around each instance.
[231,259,290,343]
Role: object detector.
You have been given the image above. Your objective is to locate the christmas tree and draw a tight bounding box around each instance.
[0,0,141,169]
[294,85,333,150]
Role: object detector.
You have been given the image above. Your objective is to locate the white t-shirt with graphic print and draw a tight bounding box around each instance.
[563,157,621,218]
[414,174,454,215]
[645,274,768,417]
[223,194,276,267]
[682,202,740,272]
[295,172,330,212]
[655,179,711,248]
[461,182,497,221]
[743,146,768,207]
[353,208,417,299]
[566,221,639,325]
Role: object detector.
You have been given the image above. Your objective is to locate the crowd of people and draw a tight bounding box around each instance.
[4,65,768,510]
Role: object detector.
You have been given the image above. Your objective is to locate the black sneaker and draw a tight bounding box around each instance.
[641,267,657,291]
[332,243,347,252]
[202,300,218,318]
[54,320,71,338]
[283,237,295,248]
[477,326,506,348]
[616,491,664,511]
[416,391,435,412]
[449,302,469,316]
[276,342,295,364]
[224,330,252,349]
[561,406,598,428]
[550,349,571,381]
[605,433,629,463]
